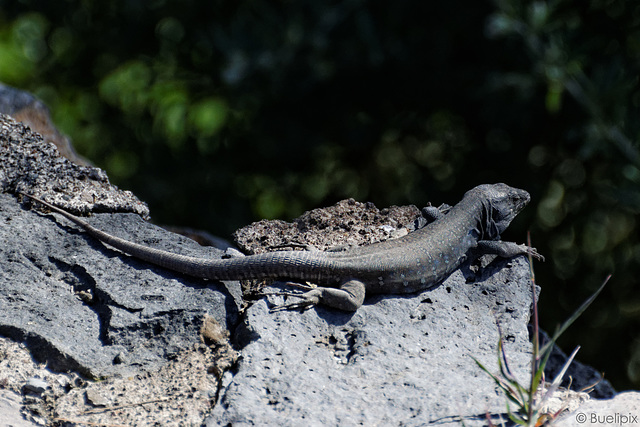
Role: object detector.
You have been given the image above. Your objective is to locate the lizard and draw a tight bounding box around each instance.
[18,183,543,312]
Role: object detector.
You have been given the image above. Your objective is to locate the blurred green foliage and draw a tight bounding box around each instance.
[1,0,640,389]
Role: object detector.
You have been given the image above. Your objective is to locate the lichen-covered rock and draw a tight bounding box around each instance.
[234,198,422,254]
[0,83,90,166]
[0,114,149,218]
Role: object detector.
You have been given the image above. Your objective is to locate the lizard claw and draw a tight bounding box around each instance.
[526,246,545,262]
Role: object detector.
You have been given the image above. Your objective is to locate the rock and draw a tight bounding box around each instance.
[207,255,538,426]
[0,389,38,427]
[0,333,233,427]
[556,391,640,426]
[0,191,241,378]
[0,114,244,425]
[0,83,90,166]
[85,388,110,407]
[0,114,148,218]
[2,113,634,425]
[234,198,422,254]
[0,115,241,380]
[23,378,48,395]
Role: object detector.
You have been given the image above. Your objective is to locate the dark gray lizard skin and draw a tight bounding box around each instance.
[20,183,542,311]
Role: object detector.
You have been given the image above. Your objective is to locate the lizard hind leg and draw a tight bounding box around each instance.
[269,279,366,312]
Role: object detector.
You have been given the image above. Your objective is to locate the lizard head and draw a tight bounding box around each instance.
[472,183,531,239]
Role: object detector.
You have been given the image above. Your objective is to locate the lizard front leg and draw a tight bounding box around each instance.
[270,279,366,312]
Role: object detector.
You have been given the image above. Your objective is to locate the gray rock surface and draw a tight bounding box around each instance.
[208,255,537,426]
[0,389,37,427]
[0,333,234,426]
[0,191,240,378]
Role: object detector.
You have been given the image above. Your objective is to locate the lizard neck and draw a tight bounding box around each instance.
[478,197,500,241]
[443,192,487,243]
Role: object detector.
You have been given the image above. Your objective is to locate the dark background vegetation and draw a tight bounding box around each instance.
[1,0,639,390]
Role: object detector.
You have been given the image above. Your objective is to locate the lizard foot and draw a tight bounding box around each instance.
[525,245,545,262]
[475,241,545,262]
[267,279,366,312]
[269,289,322,312]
